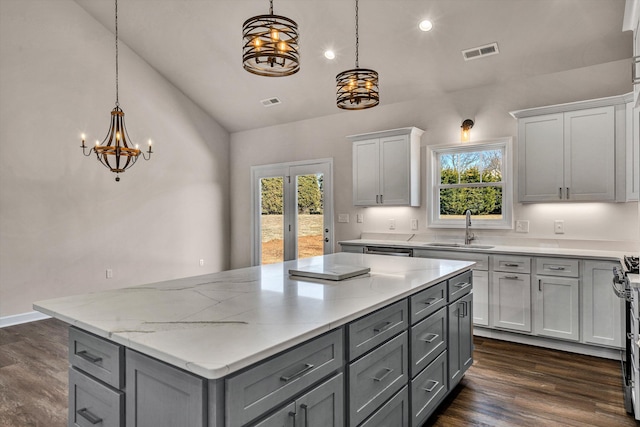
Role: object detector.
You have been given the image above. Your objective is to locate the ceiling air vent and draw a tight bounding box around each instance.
[462,42,499,61]
[260,97,282,107]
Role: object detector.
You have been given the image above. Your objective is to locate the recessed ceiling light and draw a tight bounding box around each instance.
[419,19,433,32]
[324,50,336,60]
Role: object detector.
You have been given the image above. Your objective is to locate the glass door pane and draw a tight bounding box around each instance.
[296,173,325,260]
[260,176,284,265]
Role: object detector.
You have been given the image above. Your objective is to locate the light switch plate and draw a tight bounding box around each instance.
[389,219,396,230]
[338,214,349,223]
[410,219,418,230]
[515,220,529,233]
[554,220,564,234]
[356,214,364,223]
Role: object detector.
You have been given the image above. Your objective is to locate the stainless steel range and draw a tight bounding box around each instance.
[613,256,640,419]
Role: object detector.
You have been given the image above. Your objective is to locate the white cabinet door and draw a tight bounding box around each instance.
[582,261,624,348]
[472,270,489,327]
[518,114,564,202]
[564,106,615,201]
[353,139,380,205]
[533,276,580,341]
[628,104,640,201]
[379,135,411,205]
[490,272,531,332]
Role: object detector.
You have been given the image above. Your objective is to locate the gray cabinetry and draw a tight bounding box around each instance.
[410,350,448,427]
[226,329,343,427]
[253,374,344,427]
[126,349,207,427]
[359,386,409,427]
[448,289,473,389]
[347,300,408,360]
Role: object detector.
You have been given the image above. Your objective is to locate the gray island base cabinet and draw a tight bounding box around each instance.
[63,273,473,427]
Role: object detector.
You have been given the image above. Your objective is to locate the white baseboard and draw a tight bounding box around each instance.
[0,311,51,328]
[474,327,623,360]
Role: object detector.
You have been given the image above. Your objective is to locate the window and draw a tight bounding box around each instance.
[427,138,512,229]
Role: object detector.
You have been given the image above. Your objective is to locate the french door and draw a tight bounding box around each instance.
[251,159,333,265]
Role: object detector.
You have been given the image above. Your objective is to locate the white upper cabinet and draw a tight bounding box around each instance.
[623,0,640,106]
[349,127,423,206]
[511,93,633,203]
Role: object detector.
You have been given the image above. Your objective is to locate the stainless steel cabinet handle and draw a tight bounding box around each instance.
[77,408,102,425]
[504,263,520,267]
[300,404,309,427]
[566,187,570,199]
[539,279,542,292]
[548,266,566,271]
[372,367,394,382]
[504,275,519,280]
[421,380,439,393]
[280,363,314,382]
[77,350,102,364]
[289,411,297,424]
[559,187,562,199]
[454,281,471,288]
[419,333,439,343]
[380,194,384,204]
[423,297,439,305]
[373,321,392,333]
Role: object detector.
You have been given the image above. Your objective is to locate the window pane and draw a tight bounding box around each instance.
[260,177,284,264]
[296,173,324,260]
[481,149,503,183]
[439,187,503,219]
[458,152,482,184]
[439,153,459,184]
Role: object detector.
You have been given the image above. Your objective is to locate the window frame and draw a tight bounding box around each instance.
[427,138,513,229]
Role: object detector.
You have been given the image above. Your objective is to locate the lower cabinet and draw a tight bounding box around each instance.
[472,271,489,326]
[359,386,409,427]
[582,260,623,347]
[69,367,123,427]
[411,350,448,427]
[253,374,344,427]
[490,272,531,332]
[533,275,580,341]
[448,292,473,389]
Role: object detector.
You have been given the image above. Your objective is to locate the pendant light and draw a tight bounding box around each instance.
[242,0,300,77]
[336,0,379,110]
[80,0,151,182]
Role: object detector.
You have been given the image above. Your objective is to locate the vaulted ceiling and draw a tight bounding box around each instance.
[74,0,631,133]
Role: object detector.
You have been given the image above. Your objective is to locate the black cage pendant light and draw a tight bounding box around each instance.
[80,0,151,182]
[336,0,379,110]
[242,0,300,77]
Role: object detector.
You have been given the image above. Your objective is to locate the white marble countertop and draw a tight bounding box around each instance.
[34,253,473,380]
[339,239,636,265]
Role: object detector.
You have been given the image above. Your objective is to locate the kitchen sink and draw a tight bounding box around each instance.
[422,242,494,249]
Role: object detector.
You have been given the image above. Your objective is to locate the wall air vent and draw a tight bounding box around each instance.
[462,42,499,61]
[260,97,282,107]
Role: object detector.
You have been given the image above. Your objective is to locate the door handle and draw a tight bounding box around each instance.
[566,187,570,199]
[559,187,562,199]
[77,408,102,425]
[280,363,314,382]
[421,380,439,393]
[372,367,394,382]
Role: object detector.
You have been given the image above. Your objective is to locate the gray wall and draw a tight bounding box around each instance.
[0,0,230,317]
[230,58,638,269]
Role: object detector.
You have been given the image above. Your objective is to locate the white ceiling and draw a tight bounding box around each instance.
[73,0,631,133]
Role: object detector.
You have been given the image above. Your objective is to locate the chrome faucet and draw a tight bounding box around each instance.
[465,209,475,245]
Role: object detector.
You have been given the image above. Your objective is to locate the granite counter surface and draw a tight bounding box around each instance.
[34,253,473,379]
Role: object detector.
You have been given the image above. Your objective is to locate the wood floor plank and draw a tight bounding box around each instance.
[0,319,637,426]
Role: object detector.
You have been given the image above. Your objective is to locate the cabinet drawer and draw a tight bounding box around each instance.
[226,329,343,427]
[69,367,123,427]
[348,332,408,426]
[411,350,447,427]
[348,300,408,361]
[411,307,446,378]
[409,281,446,325]
[448,270,473,302]
[69,327,124,389]
[413,250,488,271]
[492,255,531,274]
[359,386,409,427]
[536,257,579,278]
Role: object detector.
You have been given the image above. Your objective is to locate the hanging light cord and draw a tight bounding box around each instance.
[115,0,119,106]
[355,0,359,68]
[269,0,273,15]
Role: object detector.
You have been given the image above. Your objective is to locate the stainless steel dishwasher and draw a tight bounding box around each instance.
[364,246,413,257]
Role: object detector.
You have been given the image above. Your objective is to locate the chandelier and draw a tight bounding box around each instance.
[242,0,300,77]
[336,0,379,110]
[80,0,151,182]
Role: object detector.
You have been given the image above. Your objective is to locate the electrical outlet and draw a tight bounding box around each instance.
[411,219,418,230]
[106,268,113,279]
[338,213,349,223]
[199,259,204,267]
[515,220,529,233]
[389,219,396,230]
[554,220,565,234]
[356,214,364,223]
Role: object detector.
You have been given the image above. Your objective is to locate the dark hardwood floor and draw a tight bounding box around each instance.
[0,318,637,426]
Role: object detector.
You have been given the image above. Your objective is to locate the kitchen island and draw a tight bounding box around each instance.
[35,253,474,427]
